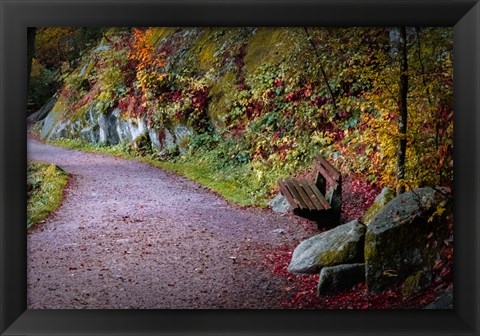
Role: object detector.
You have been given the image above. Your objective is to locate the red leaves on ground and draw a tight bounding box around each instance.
[341,175,380,222]
[261,175,452,309]
[263,246,321,308]
[263,247,444,309]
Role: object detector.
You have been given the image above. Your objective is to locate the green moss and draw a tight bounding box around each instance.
[362,189,395,224]
[178,135,191,149]
[196,34,217,71]
[146,27,176,48]
[185,28,223,72]
[27,162,70,229]
[104,27,121,38]
[50,96,67,117]
[401,271,430,298]
[244,28,307,84]
[318,250,342,267]
[71,103,90,122]
[207,71,237,128]
[317,241,360,266]
[362,202,383,225]
[244,28,288,71]
[364,233,378,261]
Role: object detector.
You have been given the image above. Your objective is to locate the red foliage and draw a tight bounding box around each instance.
[284,85,313,103]
[71,84,101,112]
[121,58,138,89]
[190,85,209,110]
[312,95,327,108]
[118,94,147,118]
[262,244,448,309]
[263,246,321,308]
[172,91,182,103]
[273,78,284,88]
[245,99,264,119]
[260,175,452,309]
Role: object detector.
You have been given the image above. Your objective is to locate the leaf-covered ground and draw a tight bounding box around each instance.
[260,175,453,309]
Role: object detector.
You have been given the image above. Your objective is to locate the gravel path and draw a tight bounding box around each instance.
[27,139,315,309]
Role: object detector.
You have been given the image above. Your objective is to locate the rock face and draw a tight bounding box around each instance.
[365,187,449,293]
[362,187,395,225]
[27,97,57,123]
[317,263,365,296]
[39,103,194,155]
[287,220,366,274]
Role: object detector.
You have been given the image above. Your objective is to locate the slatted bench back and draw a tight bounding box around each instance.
[313,153,341,195]
[278,153,341,214]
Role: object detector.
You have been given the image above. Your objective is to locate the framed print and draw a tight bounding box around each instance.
[1,0,479,335]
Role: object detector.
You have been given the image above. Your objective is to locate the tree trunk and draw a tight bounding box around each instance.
[396,27,408,195]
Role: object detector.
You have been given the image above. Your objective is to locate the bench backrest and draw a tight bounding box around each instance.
[313,153,341,195]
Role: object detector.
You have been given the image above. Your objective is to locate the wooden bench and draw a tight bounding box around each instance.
[278,153,342,226]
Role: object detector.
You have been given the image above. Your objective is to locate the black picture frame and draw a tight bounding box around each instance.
[1,0,479,335]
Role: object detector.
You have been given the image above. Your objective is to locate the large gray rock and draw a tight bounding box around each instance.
[40,109,60,139]
[173,125,193,153]
[287,220,366,274]
[362,187,395,225]
[80,125,100,143]
[163,129,175,149]
[317,263,365,296]
[48,121,68,140]
[98,110,120,145]
[116,119,134,143]
[28,96,57,123]
[268,193,290,213]
[148,127,163,152]
[365,187,449,293]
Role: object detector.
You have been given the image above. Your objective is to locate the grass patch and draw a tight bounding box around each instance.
[27,162,70,229]
[48,137,296,207]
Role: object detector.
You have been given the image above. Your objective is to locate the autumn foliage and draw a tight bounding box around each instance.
[30,27,453,206]
[129,28,168,93]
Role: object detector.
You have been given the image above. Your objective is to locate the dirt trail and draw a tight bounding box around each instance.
[27,139,315,309]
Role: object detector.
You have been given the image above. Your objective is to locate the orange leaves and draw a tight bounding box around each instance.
[129,28,169,100]
[129,28,166,72]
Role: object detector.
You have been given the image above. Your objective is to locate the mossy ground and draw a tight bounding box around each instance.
[27,162,70,229]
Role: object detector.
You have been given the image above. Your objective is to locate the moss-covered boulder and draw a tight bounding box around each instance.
[401,270,432,298]
[365,187,449,293]
[362,187,395,225]
[317,263,365,296]
[287,220,366,274]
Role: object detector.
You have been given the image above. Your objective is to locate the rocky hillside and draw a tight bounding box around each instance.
[33,27,453,206]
